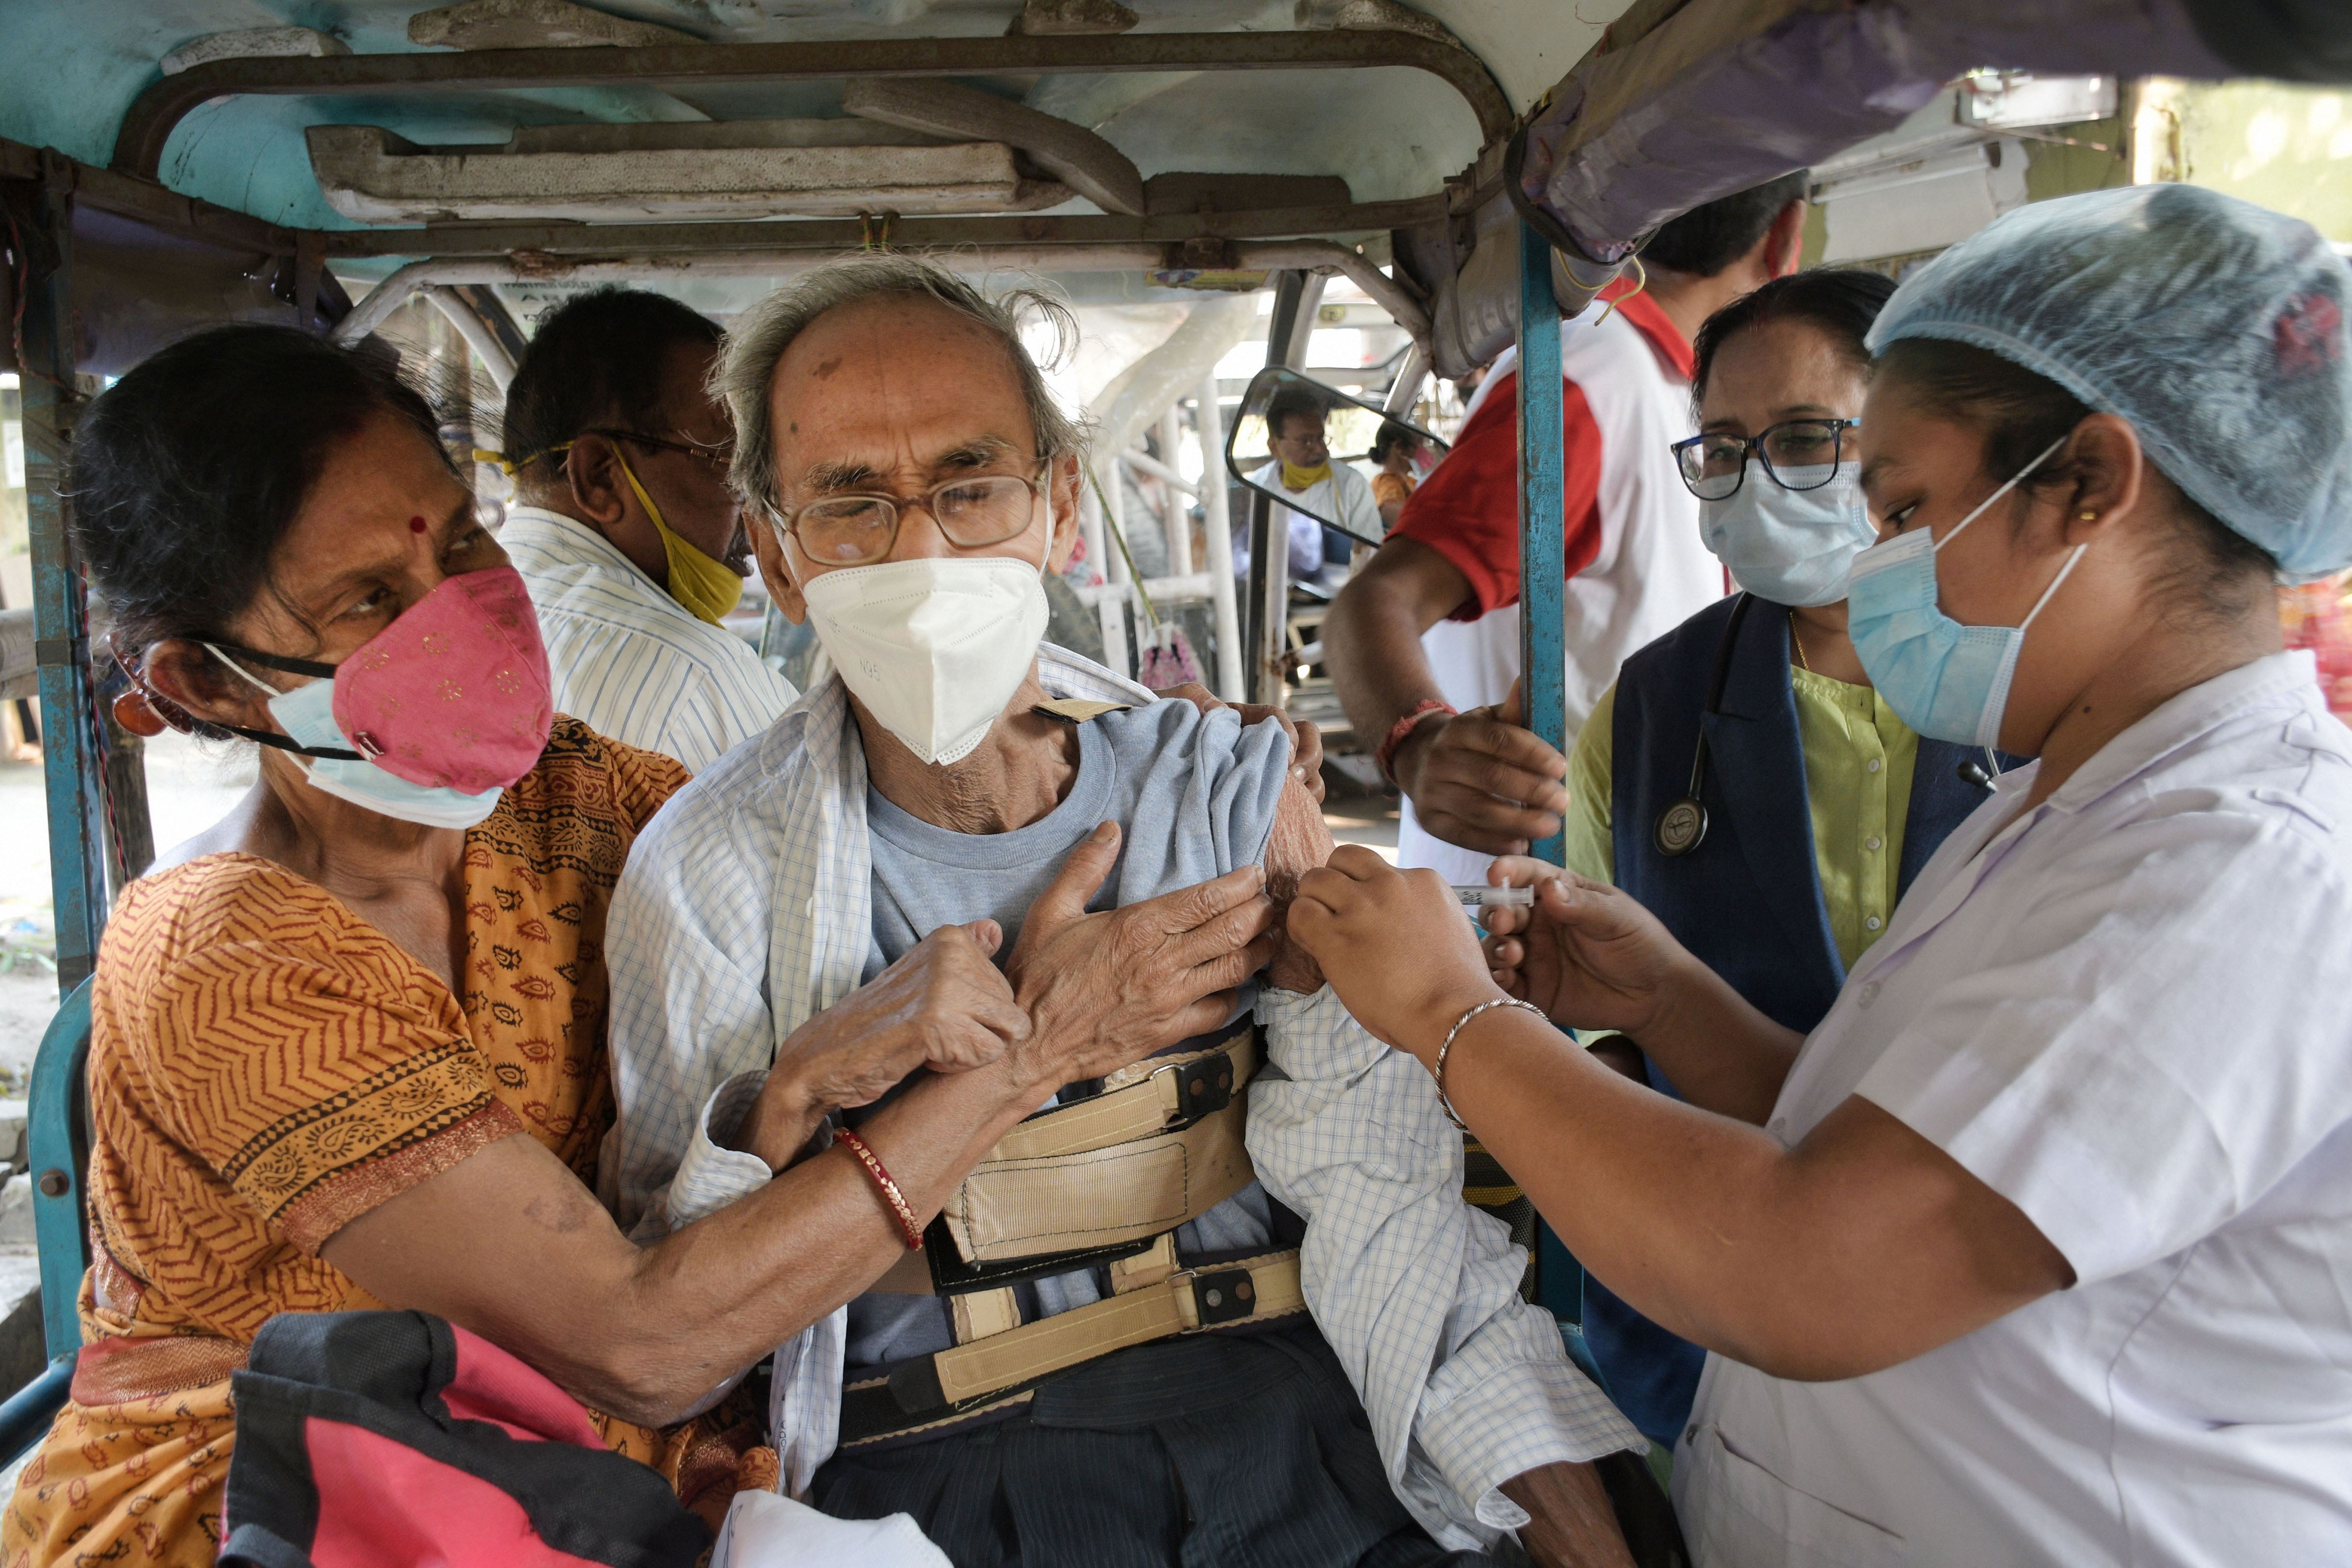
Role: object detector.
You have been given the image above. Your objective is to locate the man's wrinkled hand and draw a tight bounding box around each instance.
[735,921,1031,1168]
[1391,680,1568,856]
[1005,822,1277,1090]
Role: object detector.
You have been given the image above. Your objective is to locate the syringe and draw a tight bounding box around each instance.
[1451,884,1534,909]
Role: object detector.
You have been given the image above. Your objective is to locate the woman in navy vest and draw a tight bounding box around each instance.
[1554,270,2001,1450]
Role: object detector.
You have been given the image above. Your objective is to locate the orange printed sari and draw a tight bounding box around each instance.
[2,720,763,1568]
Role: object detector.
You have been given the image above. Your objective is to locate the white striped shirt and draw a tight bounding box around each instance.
[502,506,797,772]
[601,645,1641,1546]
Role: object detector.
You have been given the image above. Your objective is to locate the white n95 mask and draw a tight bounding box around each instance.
[801,553,1050,765]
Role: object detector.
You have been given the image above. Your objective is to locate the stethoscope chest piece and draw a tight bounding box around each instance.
[1654,796,1708,857]
[1650,593,1755,864]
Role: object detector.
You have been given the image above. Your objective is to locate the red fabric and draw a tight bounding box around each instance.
[303,1417,609,1568]
[1612,289,1696,381]
[1390,288,1692,620]
[441,1325,606,1449]
[1390,373,1606,620]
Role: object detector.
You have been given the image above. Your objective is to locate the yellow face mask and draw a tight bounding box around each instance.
[613,448,744,626]
[1279,459,1333,491]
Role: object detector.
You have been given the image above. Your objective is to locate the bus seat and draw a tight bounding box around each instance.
[0,979,92,1466]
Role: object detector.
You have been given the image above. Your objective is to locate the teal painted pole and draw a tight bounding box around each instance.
[1514,220,1596,1343]
[1515,220,1567,868]
[22,156,106,997]
[28,980,91,1361]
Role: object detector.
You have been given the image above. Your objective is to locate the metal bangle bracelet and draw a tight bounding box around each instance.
[1434,997,1548,1130]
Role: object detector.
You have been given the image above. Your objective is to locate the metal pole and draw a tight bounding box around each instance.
[1195,378,1244,700]
[1077,466,1108,588]
[21,154,107,994]
[1157,405,1192,576]
[1098,457,1131,588]
[1513,217,1591,1333]
[1247,271,1324,706]
[1384,341,1431,418]
[1515,220,1567,868]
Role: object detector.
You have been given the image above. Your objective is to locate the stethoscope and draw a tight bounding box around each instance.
[1652,592,2003,858]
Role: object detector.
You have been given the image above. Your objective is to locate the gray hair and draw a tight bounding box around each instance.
[717,252,1086,518]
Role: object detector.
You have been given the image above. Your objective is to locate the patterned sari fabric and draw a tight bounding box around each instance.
[1,720,765,1568]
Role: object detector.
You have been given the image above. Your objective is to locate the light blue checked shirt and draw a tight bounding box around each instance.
[503,506,797,772]
[601,644,1641,1549]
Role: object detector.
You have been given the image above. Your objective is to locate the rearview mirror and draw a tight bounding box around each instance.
[1224,365,1447,550]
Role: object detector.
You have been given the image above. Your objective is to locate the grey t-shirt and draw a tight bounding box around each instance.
[847,699,1292,1369]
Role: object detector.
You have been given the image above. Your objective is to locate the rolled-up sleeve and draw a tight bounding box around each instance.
[1247,984,1642,1549]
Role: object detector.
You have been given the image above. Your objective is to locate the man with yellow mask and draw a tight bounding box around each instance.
[497,287,798,770]
[1238,387,1383,589]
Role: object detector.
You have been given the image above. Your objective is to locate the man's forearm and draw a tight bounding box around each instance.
[1324,540,1466,754]
[1502,1464,1636,1568]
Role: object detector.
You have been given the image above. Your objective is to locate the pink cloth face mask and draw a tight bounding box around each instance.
[329,566,555,793]
[207,565,555,808]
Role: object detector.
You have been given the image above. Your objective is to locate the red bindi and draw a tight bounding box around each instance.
[409,515,428,534]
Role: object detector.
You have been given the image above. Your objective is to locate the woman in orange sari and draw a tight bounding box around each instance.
[2,325,1243,1567]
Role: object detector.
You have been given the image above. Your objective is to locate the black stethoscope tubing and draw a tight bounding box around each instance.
[1651,592,1999,859]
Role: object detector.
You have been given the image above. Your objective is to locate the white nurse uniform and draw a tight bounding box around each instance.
[1674,650,2352,1567]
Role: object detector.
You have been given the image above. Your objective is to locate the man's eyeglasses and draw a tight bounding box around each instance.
[778,466,1051,567]
[588,428,736,475]
[1671,418,1860,501]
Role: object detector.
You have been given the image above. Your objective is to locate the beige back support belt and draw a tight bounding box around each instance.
[837,1248,1305,1447]
[1031,698,1133,723]
[938,1032,1257,1266]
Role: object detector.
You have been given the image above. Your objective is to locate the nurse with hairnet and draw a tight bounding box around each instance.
[1280,184,2352,1567]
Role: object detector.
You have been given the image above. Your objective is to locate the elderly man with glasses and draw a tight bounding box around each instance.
[599,255,1649,1568]
[497,287,798,770]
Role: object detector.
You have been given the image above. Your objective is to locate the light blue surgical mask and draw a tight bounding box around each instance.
[1844,436,2084,751]
[205,646,505,829]
[1698,462,1878,607]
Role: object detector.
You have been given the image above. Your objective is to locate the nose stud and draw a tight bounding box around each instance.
[410,515,428,533]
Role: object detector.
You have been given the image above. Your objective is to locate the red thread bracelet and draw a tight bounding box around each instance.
[1376,698,1456,785]
[834,1128,923,1250]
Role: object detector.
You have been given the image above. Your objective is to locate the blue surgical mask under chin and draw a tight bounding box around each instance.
[1844,436,2086,750]
[210,651,505,830]
[1698,462,1878,608]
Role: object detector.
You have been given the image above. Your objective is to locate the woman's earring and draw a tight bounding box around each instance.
[2079,510,2099,522]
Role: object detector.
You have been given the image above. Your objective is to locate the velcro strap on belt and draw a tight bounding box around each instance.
[936,1033,1257,1268]
[992,1031,1256,1163]
[839,1249,1305,1447]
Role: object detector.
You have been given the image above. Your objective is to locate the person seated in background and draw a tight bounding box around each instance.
[495,287,797,770]
[603,254,1649,1568]
[1372,419,1428,530]
[1234,386,1385,587]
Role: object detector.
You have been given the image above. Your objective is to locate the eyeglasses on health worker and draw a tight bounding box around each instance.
[1287,184,2352,1568]
[1552,267,2010,1457]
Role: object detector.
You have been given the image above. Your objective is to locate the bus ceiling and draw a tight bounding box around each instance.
[3,1,2343,380]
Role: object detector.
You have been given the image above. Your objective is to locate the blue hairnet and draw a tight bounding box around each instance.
[1867,184,2352,581]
